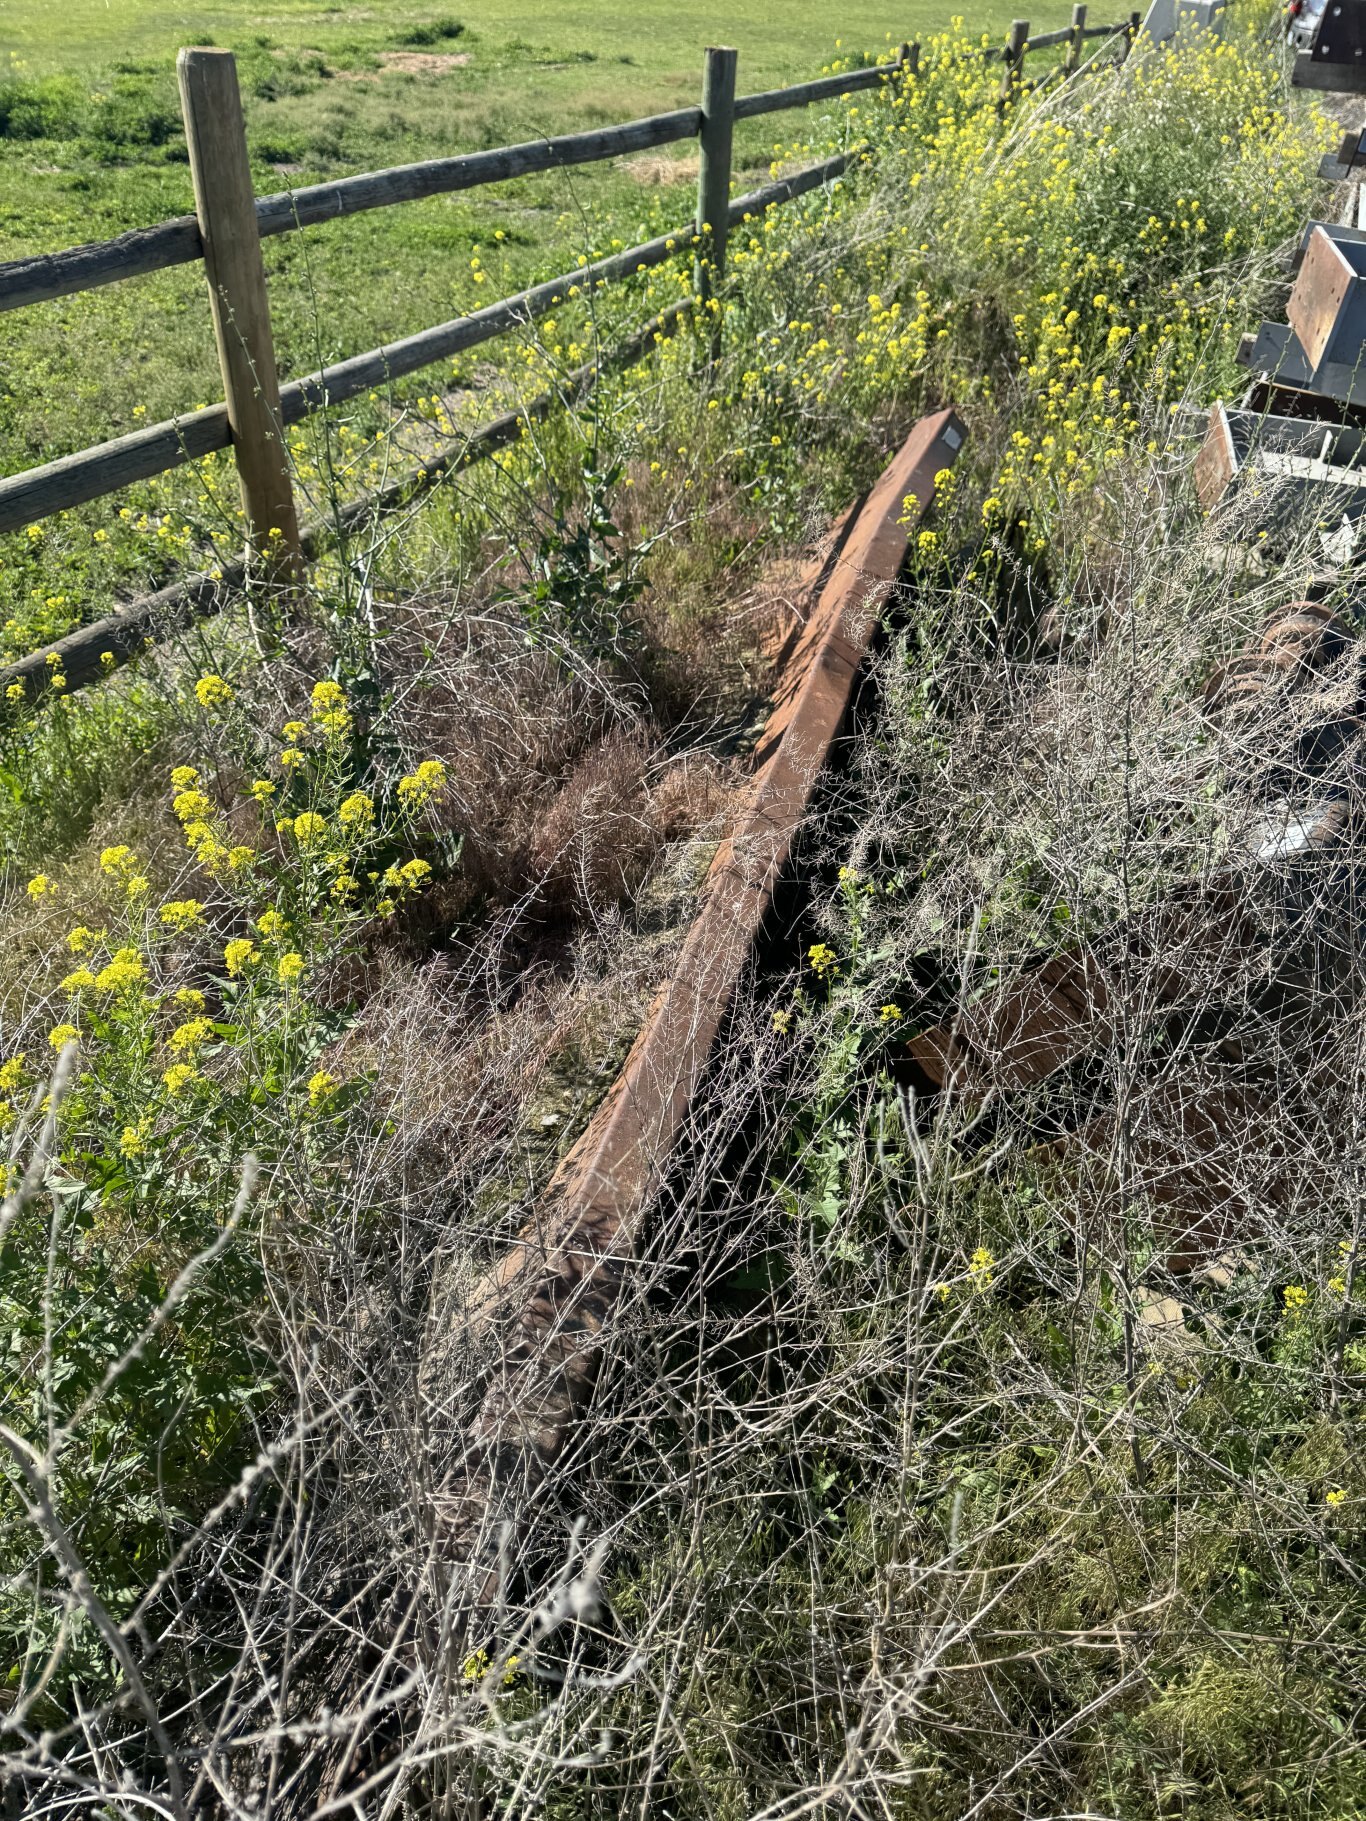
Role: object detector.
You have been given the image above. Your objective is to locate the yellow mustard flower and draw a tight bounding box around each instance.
[307,1068,339,1107]
[99,845,137,878]
[173,789,214,824]
[396,759,447,810]
[224,938,258,977]
[94,948,145,994]
[338,791,374,830]
[159,899,205,933]
[195,674,233,709]
[167,1017,213,1054]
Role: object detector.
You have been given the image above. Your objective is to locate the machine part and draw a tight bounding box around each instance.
[1295,216,1366,268]
[905,600,1360,1109]
[1293,0,1366,87]
[1195,402,1366,558]
[1141,0,1227,42]
[1204,601,1354,732]
[1289,0,1331,53]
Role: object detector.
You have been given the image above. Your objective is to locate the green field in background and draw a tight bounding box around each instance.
[0,0,1081,649]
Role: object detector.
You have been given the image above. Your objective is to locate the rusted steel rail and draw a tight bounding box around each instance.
[427,407,967,1558]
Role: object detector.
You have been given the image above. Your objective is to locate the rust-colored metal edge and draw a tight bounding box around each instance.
[430,407,967,1552]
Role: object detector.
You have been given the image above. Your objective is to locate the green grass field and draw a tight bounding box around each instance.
[0,0,1080,660]
[5,0,1042,87]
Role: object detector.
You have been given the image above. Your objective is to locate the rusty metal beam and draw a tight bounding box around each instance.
[427,408,967,1564]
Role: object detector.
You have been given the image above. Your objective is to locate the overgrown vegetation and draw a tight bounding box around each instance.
[4,5,1358,1816]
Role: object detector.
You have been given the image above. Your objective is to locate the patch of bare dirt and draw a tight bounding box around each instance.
[332,51,469,82]
[381,50,471,73]
[623,151,700,186]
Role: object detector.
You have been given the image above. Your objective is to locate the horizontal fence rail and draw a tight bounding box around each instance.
[0,149,868,539]
[0,10,1136,701]
[0,217,698,535]
[0,302,691,705]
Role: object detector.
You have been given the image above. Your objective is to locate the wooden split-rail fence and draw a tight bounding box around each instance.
[0,7,1137,697]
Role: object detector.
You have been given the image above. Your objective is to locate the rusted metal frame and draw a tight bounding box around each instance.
[1194,401,1366,526]
[1237,321,1366,409]
[1320,130,1366,180]
[436,408,968,1542]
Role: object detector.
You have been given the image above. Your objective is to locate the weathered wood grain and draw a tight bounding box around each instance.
[255,108,703,239]
[727,153,852,222]
[1065,4,1089,74]
[0,406,229,536]
[0,110,705,314]
[695,46,738,345]
[276,219,693,417]
[999,19,1031,113]
[0,216,202,314]
[733,60,897,120]
[0,222,693,535]
[179,48,301,570]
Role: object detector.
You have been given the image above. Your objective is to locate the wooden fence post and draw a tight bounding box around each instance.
[1064,3,1088,75]
[900,39,921,81]
[1122,9,1141,55]
[998,19,1029,116]
[177,47,301,578]
[695,45,737,361]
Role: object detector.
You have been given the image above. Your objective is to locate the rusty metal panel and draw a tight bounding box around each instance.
[1238,321,1366,407]
[1194,405,1366,540]
[1194,400,1238,510]
[1296,217,1366,269]
[1288,225,1366,372]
